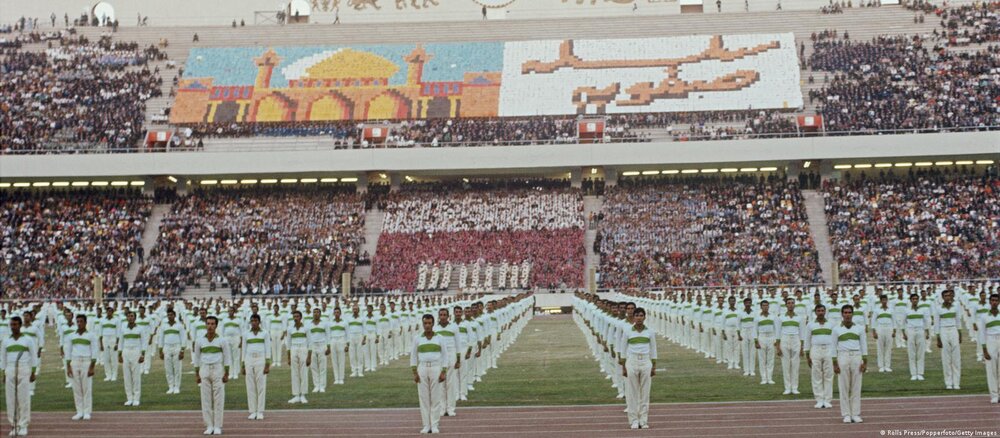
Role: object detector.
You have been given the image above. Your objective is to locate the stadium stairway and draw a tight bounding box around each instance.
[802,190,836,286]
[583,195,603,290]
[180,279,231,300]
[127,203,172,285]
[354,207,386,284]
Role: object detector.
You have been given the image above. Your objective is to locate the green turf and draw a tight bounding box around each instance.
[2,316,988,412]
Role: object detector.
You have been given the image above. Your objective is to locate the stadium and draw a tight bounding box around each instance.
[0,0,998,436]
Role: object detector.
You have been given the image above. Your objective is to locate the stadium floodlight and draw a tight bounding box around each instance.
[240,179,259,184]
[32,182,51,187]
[720,168,738,173]
[91,181,109,186]
[340,177,358,183]
[52,182,70,187]
[260,179,278,184]
[167,176,178,183]
[915,162,933,166]
[13,182,30,187]
[935,161,953,166]
[739,167,758,172]
[220,180,238,185]
[701,168,719,173]
[71,181,90,187]
[954,160,974,165]
[110,181,129,186]
[975,160,994,165]
[853,164,872,169]
[641,170,659,175]
[759,167,778,172]
[662,170,680,174]
[404,176,414,182]
[378,173,387,179]
[591,168,598,174]
[200,180,218,185]
[803,161,811,168]
[833,165,852,169]
[130,181,145,186]
[874,163,892,168]
[895,162,913,167]
[681,169,698,174]
[301,178,319,183]
[320,178,338,183]
[280,178,298,183]
[621,171,640,176]
[0,183,10,188]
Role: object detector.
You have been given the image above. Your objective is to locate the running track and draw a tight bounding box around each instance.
[19,395,999,437]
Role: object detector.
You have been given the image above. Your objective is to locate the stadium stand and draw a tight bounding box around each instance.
[823,168,1000,283]
[596,174,823,288]
[368,180,585,291]
[0,32,165,153]
[0,189,151,299]
[133,186,365,297]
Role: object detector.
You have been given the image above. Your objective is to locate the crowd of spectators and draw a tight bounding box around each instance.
[135,186,365,297]
[823,168,1000,283]
[806,1,1000,134]
[597,175,822,288]
[1,189,151,299]
[1,34,165,153]
[369,180,585,291]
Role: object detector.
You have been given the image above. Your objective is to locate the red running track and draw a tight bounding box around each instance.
[13,395,999,437]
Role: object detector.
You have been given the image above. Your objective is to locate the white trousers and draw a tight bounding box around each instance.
[121,347,143,403]
[809,345,834,404]
[245,352,267,415]
[939,327,961,387]
[874,327,894,370]
[4,364,31,431]
[365,335,377,370]
[330,338,347,382]
[984,335,1000,402]
[836,351,863,418]
[269,330,284,366]
[101,336,118,379]
[378,333,391,364]
[289,346,309,397]
[625,353,652,426]
[757,335,776,383]
[163,345,183,391]
[779,335,801,391]
[741,334,756,375]
[723,329,739,368]
[348,335,363,374]
[443,356,459,414]
[69,358,93,416]
[905,328,927,377]
[309,343,328,390]
[199,363,225,430]
[416,362,444,431]
[226,335,242,378]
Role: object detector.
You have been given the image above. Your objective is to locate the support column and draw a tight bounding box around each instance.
[389,173,402,192]
[605,168,619,187]
[786,161,802,183]
[355,173,369,194]
[819,161,835,183]
[142,176,155,197]
[570,168,583,189]
[174,177,189,196]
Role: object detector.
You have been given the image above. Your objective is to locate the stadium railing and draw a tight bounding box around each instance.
[2,125,997,155]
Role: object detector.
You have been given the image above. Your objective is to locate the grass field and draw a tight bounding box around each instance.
[3,315,988,412]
